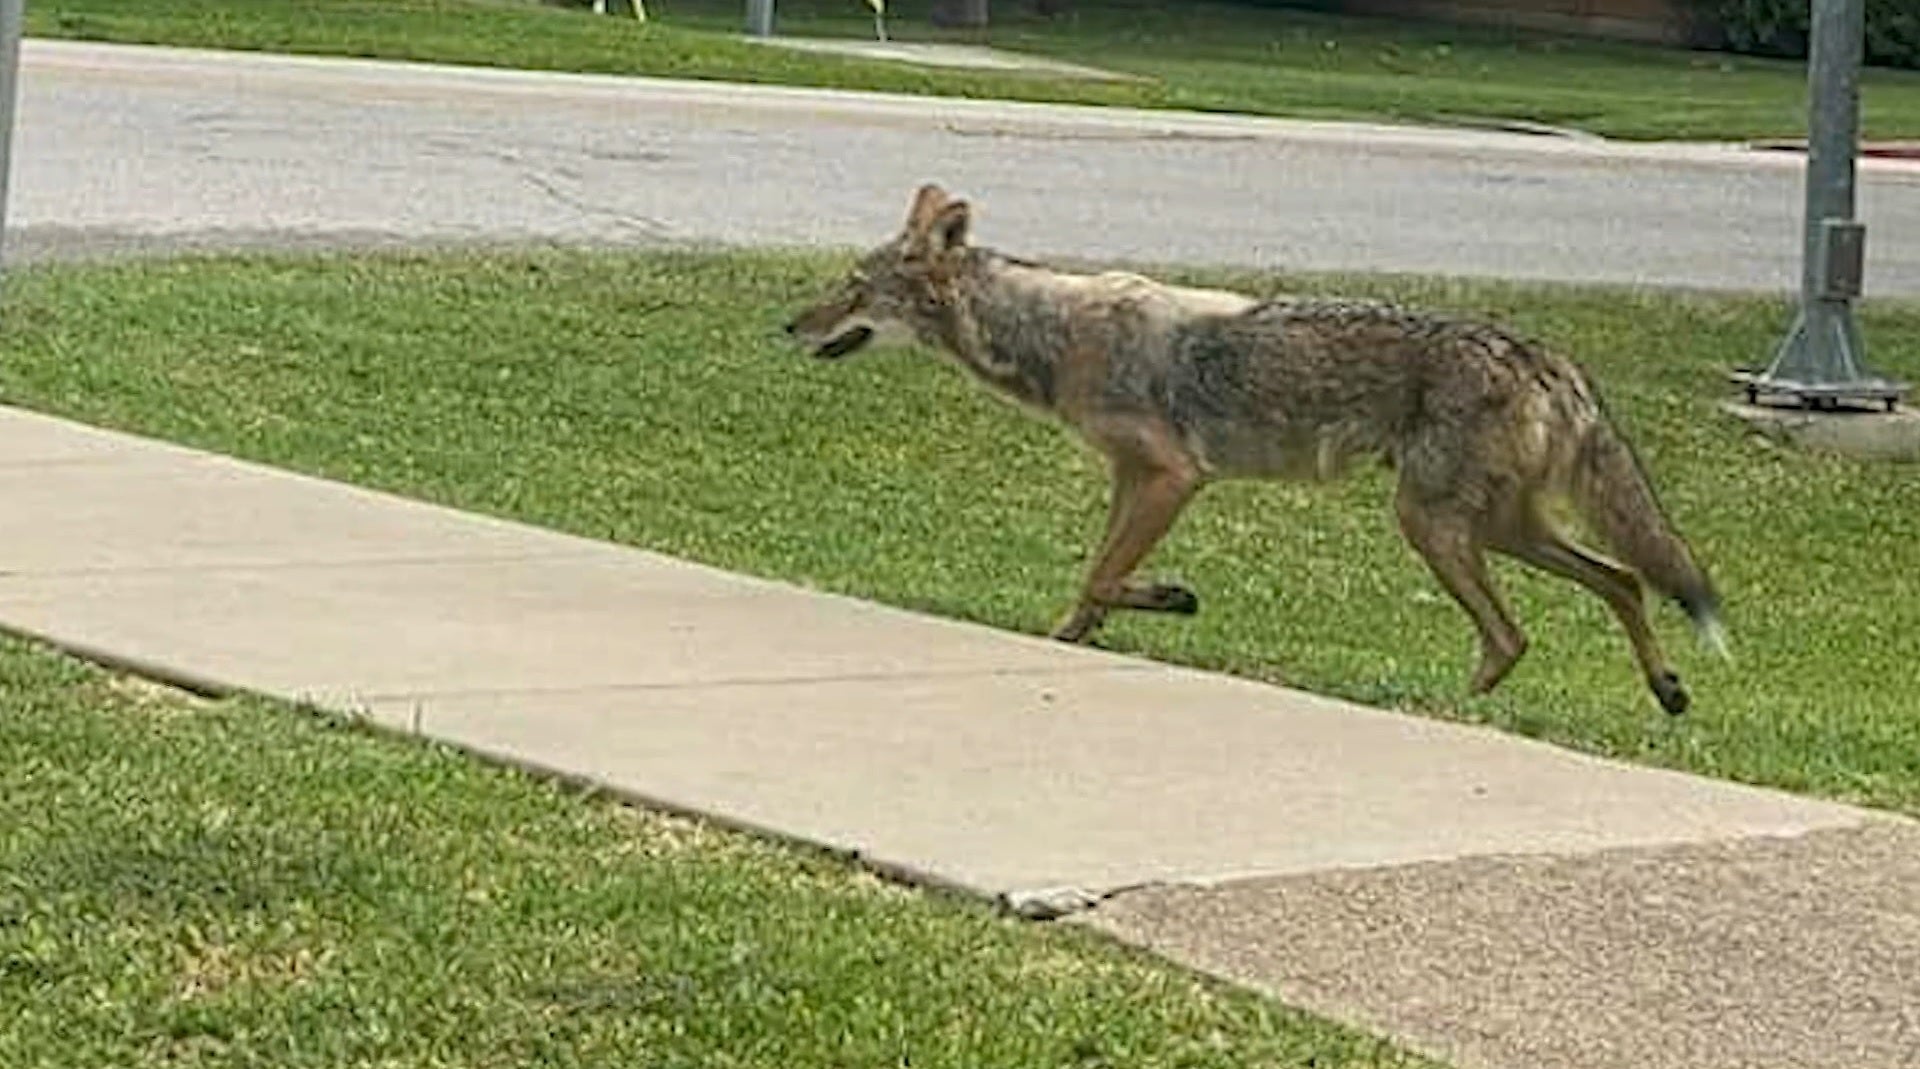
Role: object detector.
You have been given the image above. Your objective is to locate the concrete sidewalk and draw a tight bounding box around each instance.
[2,403,1914,1068]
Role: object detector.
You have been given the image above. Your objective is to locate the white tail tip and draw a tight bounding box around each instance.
[1695,613,1731,662]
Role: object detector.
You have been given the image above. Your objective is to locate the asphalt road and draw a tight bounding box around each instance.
[17,39,1920,294]
[1089,821,1920,1069]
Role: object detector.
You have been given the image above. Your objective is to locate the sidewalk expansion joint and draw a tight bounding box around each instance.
[351,661,1163,706]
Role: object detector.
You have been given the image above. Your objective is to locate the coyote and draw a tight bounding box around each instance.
[786,185,1724,714]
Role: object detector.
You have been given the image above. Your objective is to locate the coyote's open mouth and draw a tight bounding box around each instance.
[813,325,874,360]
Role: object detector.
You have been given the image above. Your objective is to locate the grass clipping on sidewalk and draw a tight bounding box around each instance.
[3,249,1918,821]
[0,638,1432,1067]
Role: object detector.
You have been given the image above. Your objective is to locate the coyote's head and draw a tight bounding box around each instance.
[785,183,973,360]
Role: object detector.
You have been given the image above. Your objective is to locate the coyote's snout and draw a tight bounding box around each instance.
[784,284,874,360]
[788,184,1724,714]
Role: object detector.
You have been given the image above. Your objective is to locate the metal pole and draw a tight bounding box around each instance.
[0,0,24,279]
[745,0,774,37]
[1801,0,1859,302]
[1737,0,1906,410]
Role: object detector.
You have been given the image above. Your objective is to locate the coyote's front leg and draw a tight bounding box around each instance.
[1051,453,1201,643]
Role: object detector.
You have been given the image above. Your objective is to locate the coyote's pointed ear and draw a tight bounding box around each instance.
[930,199,971,251]
[905,183,951,232]
[904,184,970,253]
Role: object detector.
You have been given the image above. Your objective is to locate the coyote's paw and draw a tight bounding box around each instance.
[1145,583,1200,615]
[1652,671,1690,716]
[1051,605,1108,643]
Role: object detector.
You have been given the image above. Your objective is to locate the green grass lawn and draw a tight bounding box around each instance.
[2,249,1918,818]
[27,0,1920,140]
[0,638,1431,1068]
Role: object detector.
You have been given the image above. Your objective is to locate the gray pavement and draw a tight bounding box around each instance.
[1,401,1913,1068]
[18,39,1920,293]
[1088,822,1920,1069]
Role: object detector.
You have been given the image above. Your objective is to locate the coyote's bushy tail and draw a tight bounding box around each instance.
[1572,422,1729,658]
